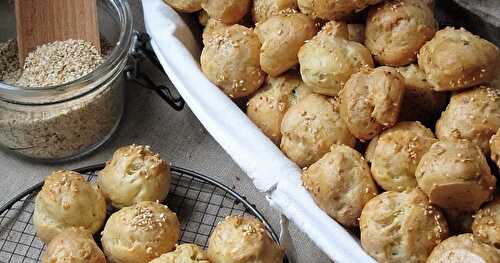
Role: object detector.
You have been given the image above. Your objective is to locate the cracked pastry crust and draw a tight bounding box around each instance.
[201,24,265,99]
[472,197,500,248]
[368,121,437,192]
[101,201,181,263]
[251,0,297,23]
[202,19,229,45]
[436,85,500,155]
[98,144,171,209]
[150,244,210,263]
[418,27,500,91]
[247,72,311,145]
[280,94,356,168]
[42,227,105,263]
[298,23,374,96]
[201,0,250,24]
[427,234,500,263]
[207,215,284,263]
[34,170,106,243]
[297,0,383,20]
[415,139,496,212]
[360,189,449,263]
[302,144,378,227]
[339,66,405,141]
[365,0,437,66]
[256,12,317,77]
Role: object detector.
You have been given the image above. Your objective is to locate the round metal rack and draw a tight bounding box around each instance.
[0,164,286,262]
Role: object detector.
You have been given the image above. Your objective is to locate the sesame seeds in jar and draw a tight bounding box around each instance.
[0,0,133,162]
[0,39,21,84]
[16,40,104,88]
[0,39,124,161]
[0,78,124,161]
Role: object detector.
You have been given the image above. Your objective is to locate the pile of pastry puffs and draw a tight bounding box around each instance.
[164,0,500,262]
[34,145,284,263]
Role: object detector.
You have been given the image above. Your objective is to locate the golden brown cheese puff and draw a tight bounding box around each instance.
[256,13,317,77]
[365,0,437,66]
[101,201,181,263]
[396,64,448,125]
[369,121,437,192]
[360,189,449,263]
[201,0,249,24]
[207,216,284,263]
[436,86,500,155]
[98,145,171,209]
[472,197,500,248]
[427,234,500,263]
[298,24,374,96]
[42,227,105,263]
[339,66,405,141]
[33,170,106,243]
[347,23,365,43]
[297,0,383,21]
[202,19,229,45]
[418,27,500,91]
[302,144,378,227]
[415,139,496,212]
[490,129,500,168]
[163,0,202,13]
[150,244,209,263]
[201,24,265,99]
[280,94,356,167]
[251,0,297,23]
[247,73,311,145]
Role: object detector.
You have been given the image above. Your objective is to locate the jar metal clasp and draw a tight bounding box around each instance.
[125,32,185,111]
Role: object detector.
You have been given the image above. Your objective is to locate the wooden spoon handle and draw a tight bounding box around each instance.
[15,0,100,65]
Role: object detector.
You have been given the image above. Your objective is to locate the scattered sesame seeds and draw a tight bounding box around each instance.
[129,205,168,231]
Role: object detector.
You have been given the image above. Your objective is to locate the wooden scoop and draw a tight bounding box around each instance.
[15,0,100,65]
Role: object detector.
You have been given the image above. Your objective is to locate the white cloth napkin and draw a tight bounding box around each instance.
[141,1,376,262]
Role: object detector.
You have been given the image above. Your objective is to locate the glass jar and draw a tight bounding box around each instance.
[0,0,134,162]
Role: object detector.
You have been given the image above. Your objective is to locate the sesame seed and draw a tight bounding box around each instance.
[16,39,103,88]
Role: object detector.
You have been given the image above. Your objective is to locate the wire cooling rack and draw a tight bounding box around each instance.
[0,164,287,263]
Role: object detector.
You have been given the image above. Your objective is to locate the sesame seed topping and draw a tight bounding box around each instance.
[128,205,168,231]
